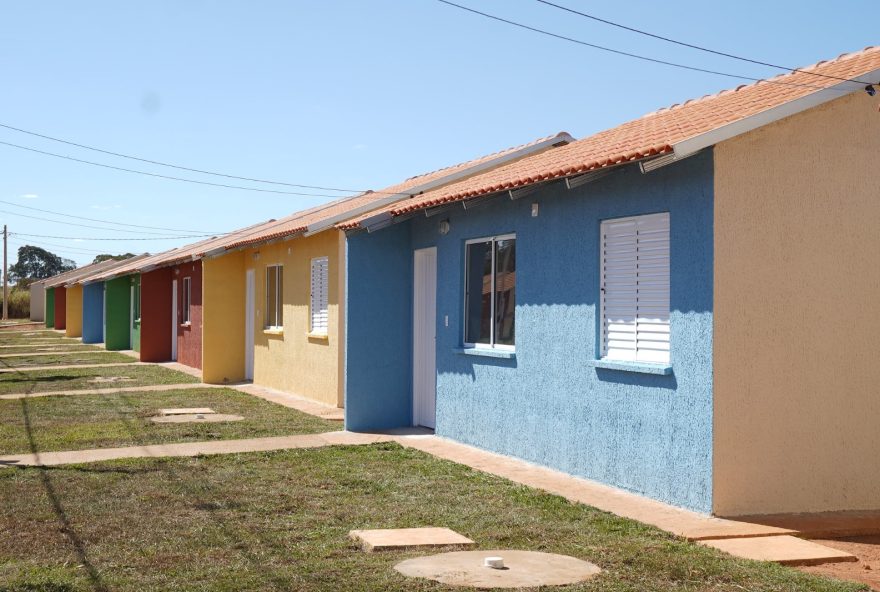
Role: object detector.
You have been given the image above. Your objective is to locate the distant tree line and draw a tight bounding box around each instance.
[6,246,135,287]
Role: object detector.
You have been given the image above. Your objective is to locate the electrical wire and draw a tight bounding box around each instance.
[434,0,852,92]
[533,0,875,86]
[0,140,369,198]
[7,238,110,256]
[10,232,211,241]
[0,121,370,193]
[0,208,211,236]
[0,199,220,234]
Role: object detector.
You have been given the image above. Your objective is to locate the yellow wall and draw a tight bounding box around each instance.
[243,230,345,407]
[202,252,246,384]
[64,284,83,338]
[713,91,880,516]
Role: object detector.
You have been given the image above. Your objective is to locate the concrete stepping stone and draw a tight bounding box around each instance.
[160,407,216,416]
[699,535,858,566]
[395,549,601,588]
[151,413,244,423]
[350,527,475,552]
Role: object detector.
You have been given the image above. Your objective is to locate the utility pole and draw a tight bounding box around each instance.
[3,225,7,321]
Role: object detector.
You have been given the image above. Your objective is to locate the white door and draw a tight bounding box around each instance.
[244,269,255,381]
[129,286,135,348]
[102,285,106,343]
[171,279,178,361]
[412,247,437,429]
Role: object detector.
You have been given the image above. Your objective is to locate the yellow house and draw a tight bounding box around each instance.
[201,132,574,406]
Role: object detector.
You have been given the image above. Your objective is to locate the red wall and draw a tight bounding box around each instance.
[175,260,203,370]
[54,286,67,330]
[140,268,172,362]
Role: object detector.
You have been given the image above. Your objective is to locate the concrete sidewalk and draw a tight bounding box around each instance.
[231,383,344,421]
[0,431,393,467]
[0,362,140,373]
[0,382,224,400]
[0,350,121,358]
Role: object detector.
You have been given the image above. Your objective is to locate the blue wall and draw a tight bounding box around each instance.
[345,151,715,512]
[82,282,104,344]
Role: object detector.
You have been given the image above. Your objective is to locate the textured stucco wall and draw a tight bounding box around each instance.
[173,261,203,371]
[141,268,172,363]
[346,153,715,511]
[244,230,345,407]
[45,288,55,328]
[64,284,83,338]
[104,276,131,350]
[29,284,45,322]
[81,283,104,344]
[203,254,244,383]
[54,287,67,331]
[345,222,414,430]
[713,91,880,516]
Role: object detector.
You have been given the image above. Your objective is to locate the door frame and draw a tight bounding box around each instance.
[412,247,438,429]
[244,268,255,381]
[171,279,178,361]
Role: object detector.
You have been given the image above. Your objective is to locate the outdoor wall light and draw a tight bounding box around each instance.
[866,84,877,97]
[439,219,450,235]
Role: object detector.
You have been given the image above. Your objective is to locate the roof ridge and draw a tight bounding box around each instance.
[642,46,880,118]
[402,132,571,182]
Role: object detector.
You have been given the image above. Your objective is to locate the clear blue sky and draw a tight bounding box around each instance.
[1,1,876,266]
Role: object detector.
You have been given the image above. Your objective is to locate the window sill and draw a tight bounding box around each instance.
[306,332,329,341]
[180,322,192,328]
[587,359,673,375]
[454,347,516,360]
[263,328,284,336]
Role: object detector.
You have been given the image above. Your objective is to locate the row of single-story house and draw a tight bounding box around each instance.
[34,47,880,518]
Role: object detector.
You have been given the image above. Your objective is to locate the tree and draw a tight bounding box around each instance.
[8,246,76,286]
[92,253,136,264]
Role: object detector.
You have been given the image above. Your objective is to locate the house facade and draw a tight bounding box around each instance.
[342,48,880,516]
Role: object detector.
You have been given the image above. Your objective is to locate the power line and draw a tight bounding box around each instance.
[533,0,875,86]
[0,140,365,198]
[0,208,210,237]
[7,239,110,256]
[0,199,220,234]
[10,232,211,241]
[0,122,370,194]
[434,0,851,92]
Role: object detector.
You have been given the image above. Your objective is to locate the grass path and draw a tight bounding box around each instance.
[0,351,136,368]
[0,365,198,395]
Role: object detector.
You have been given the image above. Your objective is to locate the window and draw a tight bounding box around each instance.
[310,257,329,335]
[600,212,670,364]
[265,264,283,329]
[464,234,515,349]
[182,277,191,324]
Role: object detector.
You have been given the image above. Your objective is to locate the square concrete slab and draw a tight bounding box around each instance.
[159,408,216,416]
[700,535,858,566]
[349,527,475,552]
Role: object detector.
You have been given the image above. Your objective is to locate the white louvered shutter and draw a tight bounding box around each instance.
[600,213,670,364]
[310,257,329,334]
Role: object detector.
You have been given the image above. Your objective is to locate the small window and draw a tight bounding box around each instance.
[310,257,329,335]
[600,212,670,364]
[265,264,283,329]
[464,234,516,349]
[182,277,191,324]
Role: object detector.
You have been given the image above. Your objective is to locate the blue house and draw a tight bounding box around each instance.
[340,48,880,517]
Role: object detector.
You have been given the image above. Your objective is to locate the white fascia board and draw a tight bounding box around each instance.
[672,71,880,158]
[303,132,576,237]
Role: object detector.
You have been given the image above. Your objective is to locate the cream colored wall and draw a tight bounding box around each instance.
[713,91,880,516]
[202,252,246,384]
[65,284,83,338]
[244,230,344,407]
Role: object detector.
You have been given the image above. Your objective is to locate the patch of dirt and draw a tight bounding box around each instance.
[799,536,880,591]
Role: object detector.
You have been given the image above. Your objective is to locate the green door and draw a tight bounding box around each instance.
[45,288,55,328]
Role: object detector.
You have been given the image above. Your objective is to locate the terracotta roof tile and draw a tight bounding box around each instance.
[338,47,880,228]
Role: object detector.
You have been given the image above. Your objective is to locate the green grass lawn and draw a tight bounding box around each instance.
[0,387,339,454]
[0,351,136,369]
[0,332,76,344]
[0,445,864,592]
[0,365,199,395]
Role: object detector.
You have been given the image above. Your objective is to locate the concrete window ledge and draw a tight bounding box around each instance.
[587,359,673,375]
[263,329,284,336]
[307,333,329,341]
[453,348,516,360]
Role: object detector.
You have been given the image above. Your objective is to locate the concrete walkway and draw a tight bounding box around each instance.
[231,383,344,421]
[0,350,120,358]
[0,382,225,400]
[0,362,140,373]
[0,431,393,467]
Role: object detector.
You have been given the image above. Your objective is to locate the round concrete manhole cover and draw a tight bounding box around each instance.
[394,549,601,588]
